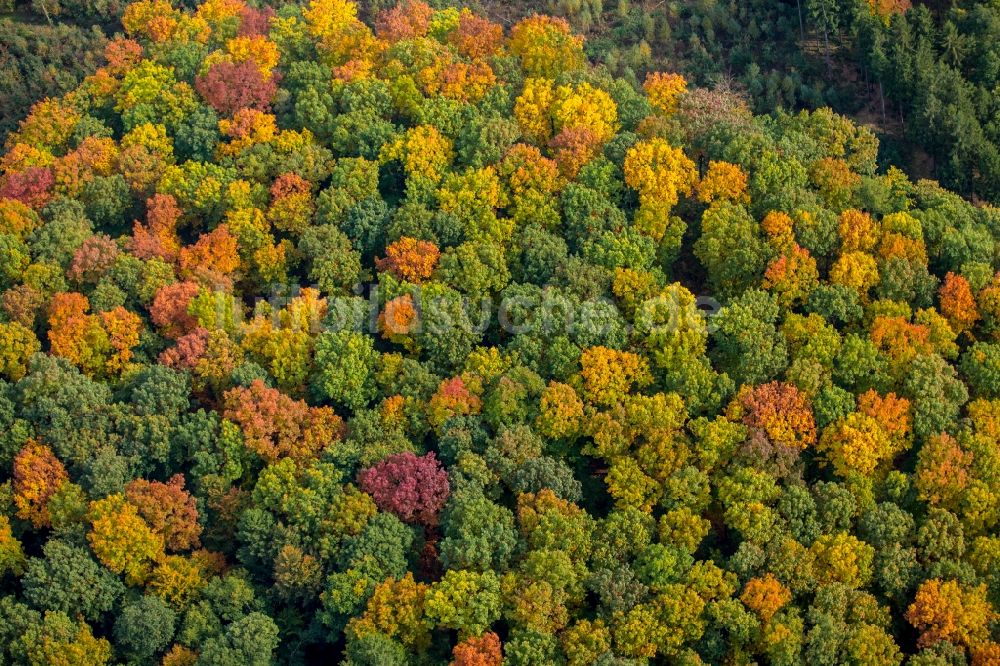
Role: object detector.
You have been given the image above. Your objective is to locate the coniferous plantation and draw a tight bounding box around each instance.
[1,0,1000,664]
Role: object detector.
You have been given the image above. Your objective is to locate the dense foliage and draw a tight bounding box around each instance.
[1,0,864,142]
[538,0,1000,205]
[10,0,1000,209]
[0,17,109,141]
[1,0,1000,664]
[853,1,1000,203]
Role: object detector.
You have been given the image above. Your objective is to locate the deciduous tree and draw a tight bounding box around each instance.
[87,493,165,585]
[358,452,450,525]
[13,439,68,529]
[223,379,345,462]
[906,579,995,650]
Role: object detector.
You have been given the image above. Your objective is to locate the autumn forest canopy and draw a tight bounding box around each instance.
[0,0,999,664]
